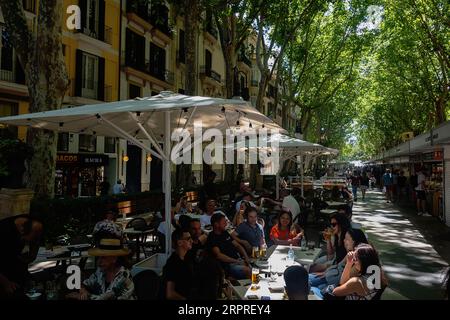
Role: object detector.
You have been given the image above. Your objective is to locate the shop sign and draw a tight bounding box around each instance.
[80,154,109,166]
[422,151,443,162]
[56,154,79,164]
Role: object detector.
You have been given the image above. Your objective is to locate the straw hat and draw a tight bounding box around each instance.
[88,238,130,257]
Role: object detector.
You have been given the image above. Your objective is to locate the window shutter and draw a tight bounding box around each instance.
[79,0,87,32]
[75,49,83,96]
[98,57,105,101]
[98,0,105,41]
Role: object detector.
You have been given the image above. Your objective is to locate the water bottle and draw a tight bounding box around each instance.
[287,244,295,263]
[301,237,307,250]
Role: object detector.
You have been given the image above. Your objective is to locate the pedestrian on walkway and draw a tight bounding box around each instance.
[360,172,369,201]
[382,169,393,203]
[349,171,360,202]
[415,168,430,216]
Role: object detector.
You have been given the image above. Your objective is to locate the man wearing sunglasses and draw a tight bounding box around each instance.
[162,228,194,300]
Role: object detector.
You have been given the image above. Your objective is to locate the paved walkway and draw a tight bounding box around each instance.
[352,189,450,300]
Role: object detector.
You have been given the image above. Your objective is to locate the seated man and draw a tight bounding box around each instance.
[206,213,251,280]
[92,209,123,244]
[0,215,43,299]
[188,218,208,261]
[266,188,300,223]
[233,207,266,255]
[200,199,227,228]
[284,265,310,300]
[234,192,263,214]
[162,228,194,300]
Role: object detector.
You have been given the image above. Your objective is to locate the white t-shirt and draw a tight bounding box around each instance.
[282,195,301,222]
[200,211,227,227]
[113,183,124,194]
[416,172,426,191]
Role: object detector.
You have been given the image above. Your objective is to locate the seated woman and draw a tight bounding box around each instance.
[332,243,387,300]
[269,210,303,246]
[66,238,135,300]
[174,196,192,216]
[232,201,250,227]
[92,209,123,245]
[310,228,368,298]
[309,212,350,273]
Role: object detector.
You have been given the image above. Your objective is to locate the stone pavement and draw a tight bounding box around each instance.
[351,189,450,300]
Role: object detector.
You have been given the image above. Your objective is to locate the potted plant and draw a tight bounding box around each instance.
[0,138,34,218]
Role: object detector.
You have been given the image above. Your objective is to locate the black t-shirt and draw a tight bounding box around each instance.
[0,216,28,286]
[360,176,370,186]
[334,237,347,264]
[350,176,360,186]
[206,231,239,262]
[162,253,194,299]
[397,176,407,187]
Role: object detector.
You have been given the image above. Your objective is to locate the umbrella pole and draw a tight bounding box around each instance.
[164,111,172,257]
[276,171,280,200]
[300,154,304,197]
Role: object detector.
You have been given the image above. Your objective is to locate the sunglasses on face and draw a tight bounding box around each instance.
[330,223,338,227]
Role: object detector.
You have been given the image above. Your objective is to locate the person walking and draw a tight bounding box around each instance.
[360,172,369,201]
[415,168,430,216]
[382,169,393,203]
[349,171,360,202]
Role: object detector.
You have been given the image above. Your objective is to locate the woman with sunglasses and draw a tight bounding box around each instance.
[332,243,387,300]
[310,212,350,273]
[162,228,194,300]
[309,228,368,298]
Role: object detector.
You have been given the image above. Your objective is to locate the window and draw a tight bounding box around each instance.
[277,108,282,117]
[57,133,69,152]
[104,137,116,153]
[129,84,141,99]
[86,0,99,37]
[1,26,14,76]
[79,134,97,152]
[82,53,99,99]
[150,3,170,35]
[149,42,166,81]
[0,101,18,138]
[205,49,212,74]
[178,29,185,64]
[125,28,145,71]
[23,0,36,13]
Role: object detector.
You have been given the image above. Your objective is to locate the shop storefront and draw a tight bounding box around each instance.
[55,153,110,197]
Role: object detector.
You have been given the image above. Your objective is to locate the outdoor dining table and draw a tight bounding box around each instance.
[123,228,153,262]
[30,244,91,272]
[241,245,321,300]
[320,208,338,216]
[325,201,347,209]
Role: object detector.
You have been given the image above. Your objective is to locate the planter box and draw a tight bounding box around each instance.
[0,188,34,219]
[131,253,168,276]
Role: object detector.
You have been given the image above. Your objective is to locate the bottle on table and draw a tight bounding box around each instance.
[287,244,295,263]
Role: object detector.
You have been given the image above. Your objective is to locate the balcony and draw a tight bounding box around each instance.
[204,24,218,45]
[199,65,221,84]
[121,53,174,87]
[238,52,252,69]
[0,69,26,85]
[76,22,113,45]
[126,2,171,41]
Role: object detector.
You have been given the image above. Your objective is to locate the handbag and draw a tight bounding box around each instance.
[321,284,345,300]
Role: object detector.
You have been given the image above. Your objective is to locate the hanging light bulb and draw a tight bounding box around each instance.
[123,155,129,162]
[146,154,152,162]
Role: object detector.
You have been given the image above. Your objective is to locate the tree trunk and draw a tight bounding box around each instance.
[178,0,199,188]
[184,0,198,96]
[0,0,68,199]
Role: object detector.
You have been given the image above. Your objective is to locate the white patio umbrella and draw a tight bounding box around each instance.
[227,133,337,198]
[0,91,286,257]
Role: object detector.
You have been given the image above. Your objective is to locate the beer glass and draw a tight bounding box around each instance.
[252,246,260,259]
[251,268,260,290]
[259,244,267,258]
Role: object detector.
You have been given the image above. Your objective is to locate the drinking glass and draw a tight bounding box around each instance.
[269,265,278,282]
[259,244,267,258]
[252,246,260,259]
[251,268,260,290]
